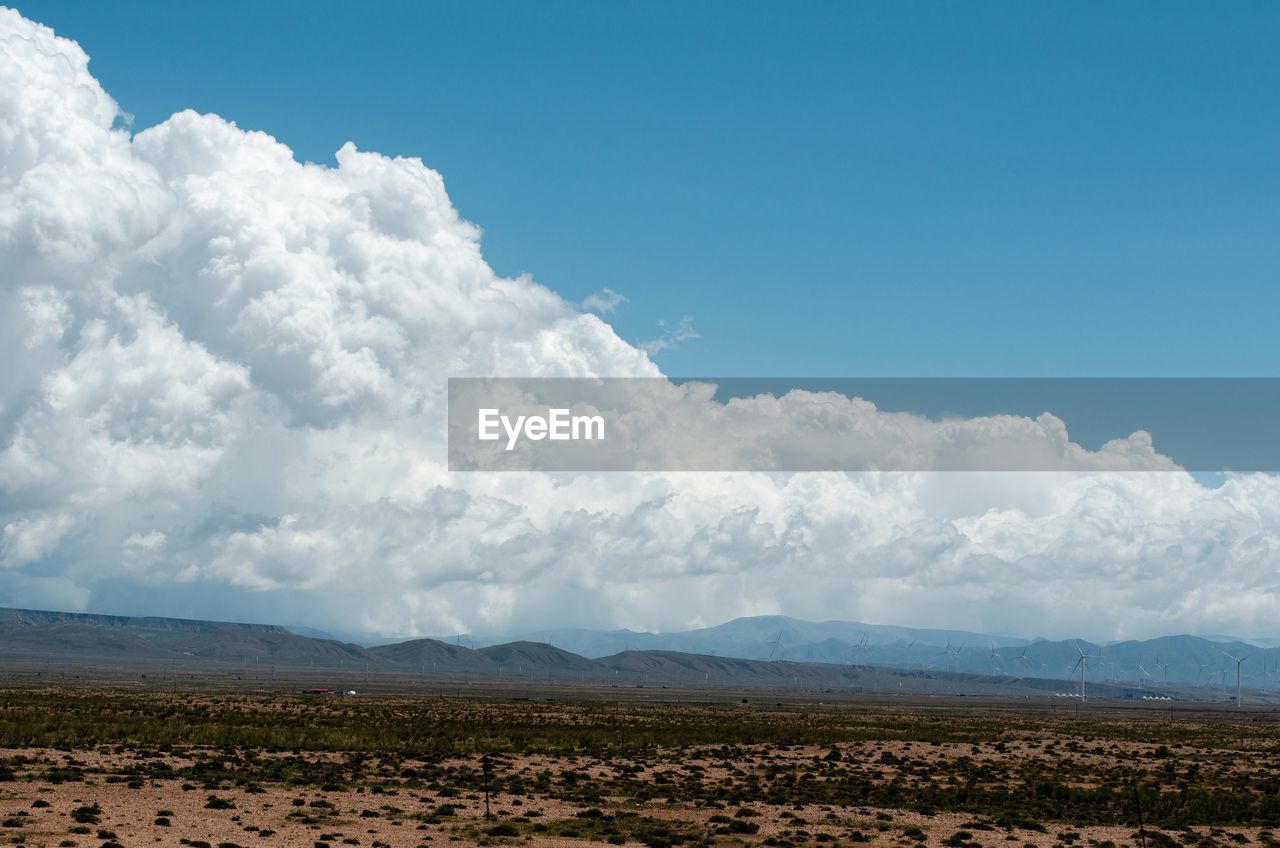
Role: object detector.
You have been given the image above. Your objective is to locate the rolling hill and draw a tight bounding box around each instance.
[1,605,1276,701]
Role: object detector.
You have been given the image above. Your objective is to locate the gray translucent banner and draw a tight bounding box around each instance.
[448,378,1280,472]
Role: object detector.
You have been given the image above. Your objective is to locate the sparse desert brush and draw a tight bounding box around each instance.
[2,688,1279,842]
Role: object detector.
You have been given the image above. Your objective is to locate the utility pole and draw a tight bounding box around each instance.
[1133,784,1147,848]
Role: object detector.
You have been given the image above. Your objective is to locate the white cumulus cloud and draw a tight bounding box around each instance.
[1,6,1279,643]
[580,287,628,314]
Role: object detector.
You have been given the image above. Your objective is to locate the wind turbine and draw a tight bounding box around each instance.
[768,629,784,661]
[988,644,1000,676]
[1095,657,1113,682]
[904,639,918,668]
[1216,647,1251,708]
[858,633,873,662]
[1071,641,1100,701]
[934,640,959,673]
[1154,653,1170,686]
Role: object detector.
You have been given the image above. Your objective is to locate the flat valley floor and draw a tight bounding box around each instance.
[2,689,1279,848]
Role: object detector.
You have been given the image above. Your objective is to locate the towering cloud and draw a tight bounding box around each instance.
[1,7,1277,641]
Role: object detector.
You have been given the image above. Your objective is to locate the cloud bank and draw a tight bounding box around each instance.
[2,7,1279,642]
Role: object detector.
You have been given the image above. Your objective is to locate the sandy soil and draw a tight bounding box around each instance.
[1,740,1267,848]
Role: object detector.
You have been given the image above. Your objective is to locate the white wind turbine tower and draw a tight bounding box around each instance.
[988,644,1000,676]
[1094,656,1112,682]
[1154,653,1170,686]
[768,629,784,661]
[1216,647,1251,708]
[1071,641,1100,701]
[904,639,919,668]
[934,639,960,672]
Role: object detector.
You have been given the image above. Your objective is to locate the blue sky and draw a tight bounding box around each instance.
[16,0,1280,377]
[8,1,1280,639]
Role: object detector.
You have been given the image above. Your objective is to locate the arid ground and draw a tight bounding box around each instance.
[2,689,1279,848]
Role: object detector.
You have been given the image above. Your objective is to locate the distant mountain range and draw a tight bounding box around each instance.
[458,616,1029,658]
[1,607,1276,697]
[432,614,1279,690]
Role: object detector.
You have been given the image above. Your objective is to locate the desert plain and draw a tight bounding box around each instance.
[2,686,1279,848]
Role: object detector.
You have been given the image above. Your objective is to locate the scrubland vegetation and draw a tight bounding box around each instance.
[1,690,1278,848]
